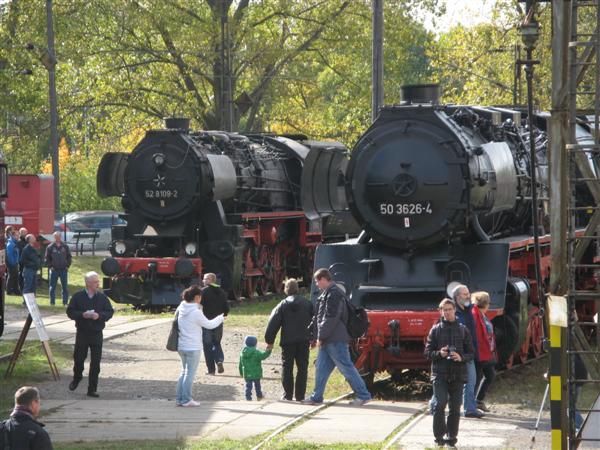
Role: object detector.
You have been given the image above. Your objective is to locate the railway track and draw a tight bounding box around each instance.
[251,376,393,450]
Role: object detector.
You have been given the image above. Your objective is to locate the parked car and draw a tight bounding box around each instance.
[43,211,126,252]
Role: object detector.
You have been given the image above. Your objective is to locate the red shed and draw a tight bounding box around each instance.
[5,175,55,240]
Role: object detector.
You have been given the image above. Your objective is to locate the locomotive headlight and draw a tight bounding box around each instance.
[153,153,165,167]
[114,241,127,255]
[185,242,197,256]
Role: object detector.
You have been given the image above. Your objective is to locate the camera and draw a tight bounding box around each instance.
[447,345,456,360]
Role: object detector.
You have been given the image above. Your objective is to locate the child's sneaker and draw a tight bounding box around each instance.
[257,395,264,401]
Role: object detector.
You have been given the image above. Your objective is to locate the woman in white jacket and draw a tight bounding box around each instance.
[176,285,224,407]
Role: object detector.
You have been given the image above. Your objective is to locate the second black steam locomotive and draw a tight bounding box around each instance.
[303,84,598,375]
[97,118,355,307]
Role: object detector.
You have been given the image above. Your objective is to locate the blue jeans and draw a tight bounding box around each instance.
[245,379,263,400]
[308,341,372,403]
[202,324,224,373]
[463,360,478,414]
[176,350,201,405]
[49,268,69,305]
[22,268,37,295]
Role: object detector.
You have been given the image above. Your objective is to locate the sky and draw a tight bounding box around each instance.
[422,0,498,33]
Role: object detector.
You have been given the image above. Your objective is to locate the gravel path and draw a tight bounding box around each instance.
[37,321,286,403]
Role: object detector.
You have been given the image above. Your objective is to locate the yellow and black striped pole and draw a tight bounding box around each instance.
[549,319,568,449]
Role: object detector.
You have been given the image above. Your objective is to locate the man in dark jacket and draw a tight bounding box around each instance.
[201,273,230,375]
[303,268,372,406]
[66,271,114,397]
[265,278,314,401]
[425,298,474,448]
[1,386,53,450]
[16,227,28,293]
[19,234,39,295]
[45,231,72,306]
[452,284,483,418]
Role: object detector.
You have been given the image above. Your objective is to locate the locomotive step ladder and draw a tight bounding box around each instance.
[565,1,600,447]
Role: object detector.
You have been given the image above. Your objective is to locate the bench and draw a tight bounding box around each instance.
[70,228,100,256]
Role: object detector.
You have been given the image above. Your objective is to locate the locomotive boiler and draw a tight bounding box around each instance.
[97,118,353,307]
[302,85,598,377]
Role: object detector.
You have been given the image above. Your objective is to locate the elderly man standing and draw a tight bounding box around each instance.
[19,234,40,296]
[265,278,314,401]
[452,283,483,418]
[425,298,474,448]
[1,386,53,449]
[66,271,114,397]
[45,231,72,306]
[201,272,229,375]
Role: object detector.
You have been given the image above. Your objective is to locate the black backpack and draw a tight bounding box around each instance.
[0,419,12,450]
[345,298,369,339]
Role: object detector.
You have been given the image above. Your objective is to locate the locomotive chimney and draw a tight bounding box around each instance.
[400,84,441,105]
[164,117,190,131]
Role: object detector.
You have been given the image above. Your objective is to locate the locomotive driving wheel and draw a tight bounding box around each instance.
[528,308,543,357]
[256,246,274,295]
[272,247,286,294]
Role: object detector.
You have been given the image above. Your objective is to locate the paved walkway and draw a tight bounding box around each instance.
[38,398,567,448]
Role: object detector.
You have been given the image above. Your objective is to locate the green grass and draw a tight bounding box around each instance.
[54,438,379,450]
[0,341,72,416]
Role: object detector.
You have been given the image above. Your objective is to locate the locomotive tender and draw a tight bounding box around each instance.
[97,118,353,307]
[303,84,598,376]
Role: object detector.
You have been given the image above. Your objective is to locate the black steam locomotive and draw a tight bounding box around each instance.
[303,85,598,374]
[97,118,354,307]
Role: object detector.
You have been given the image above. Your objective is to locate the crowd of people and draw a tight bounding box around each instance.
[5,226,72,304]
[2,260,510,449]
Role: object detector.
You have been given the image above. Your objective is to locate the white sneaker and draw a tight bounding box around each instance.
[182,400,200,407]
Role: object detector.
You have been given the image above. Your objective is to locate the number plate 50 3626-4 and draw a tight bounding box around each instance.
[379,203,432,216]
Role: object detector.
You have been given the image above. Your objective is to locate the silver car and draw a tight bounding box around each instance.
[47,211,126,252]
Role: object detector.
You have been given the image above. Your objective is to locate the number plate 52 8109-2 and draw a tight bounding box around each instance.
[145,189,179,199]
[379,203,432,215]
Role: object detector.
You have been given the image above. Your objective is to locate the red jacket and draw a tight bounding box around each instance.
[472,305,497,362]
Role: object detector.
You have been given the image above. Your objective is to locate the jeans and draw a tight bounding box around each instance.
[432,377,463,444]
[49,268,69,305]
[73,330,103,393]
[281,341,310,401]
[176,350,201,405]
[202,324,224,373]
[475,360,496,402]
[245,379,263,400]
[22,267,37,295]
[463,360,478,414]
[308,341,371,403]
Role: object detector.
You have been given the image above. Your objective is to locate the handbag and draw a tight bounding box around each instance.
[166,312,179,351]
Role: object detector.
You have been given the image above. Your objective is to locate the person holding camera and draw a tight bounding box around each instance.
[425,298,474,448]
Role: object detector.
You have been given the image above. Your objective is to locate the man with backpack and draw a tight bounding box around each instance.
[1,386,53,450]
[302,268,372,406]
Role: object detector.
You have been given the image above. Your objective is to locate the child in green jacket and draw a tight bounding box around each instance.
[239,335,272,400]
